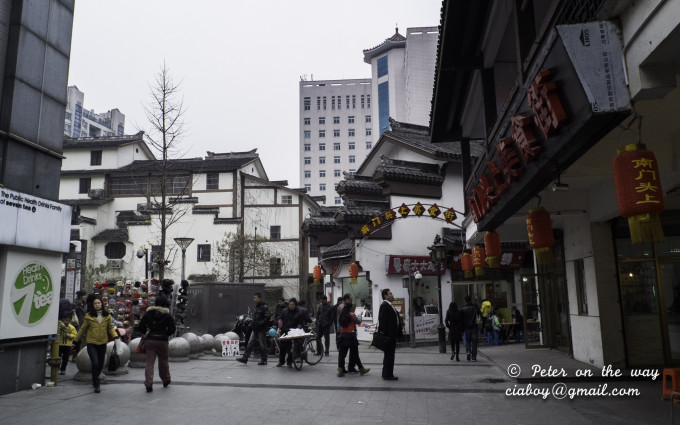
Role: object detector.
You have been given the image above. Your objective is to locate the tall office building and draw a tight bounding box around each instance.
[64,85,125,138]
[299,27,438,205]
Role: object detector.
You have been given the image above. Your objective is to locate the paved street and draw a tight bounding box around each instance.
[0,341,669,425]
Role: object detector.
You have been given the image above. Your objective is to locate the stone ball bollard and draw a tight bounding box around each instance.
[74,346,107,383]
[103,340,130,375]
[201,334,214,354]
[181,332,202,359]
[168,336,191,362]
[213,334,226,355]
[197,336,207,357]
[128,338,146,368]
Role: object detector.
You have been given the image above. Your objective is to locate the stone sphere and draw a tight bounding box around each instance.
[103,340,130,375]
[181,332,201,358]
[128,338,146,368]
[213,334,226,353]
[74,347,107,382]
[197,336,206,357]
[168,337,190,362]
[201,334,214,353]
[224,331,239,340]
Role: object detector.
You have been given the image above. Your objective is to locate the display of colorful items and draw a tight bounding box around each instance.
[91,279,157,343]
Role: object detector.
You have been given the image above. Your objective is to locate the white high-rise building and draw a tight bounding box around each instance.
[64,85,125,138]
[299,27,438,205]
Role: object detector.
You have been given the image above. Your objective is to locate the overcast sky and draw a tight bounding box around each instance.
[68,0,443,187]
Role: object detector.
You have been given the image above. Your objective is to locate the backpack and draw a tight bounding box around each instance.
[491,314,501,331]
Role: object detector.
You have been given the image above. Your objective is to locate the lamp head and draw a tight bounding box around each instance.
[136,249,145,259]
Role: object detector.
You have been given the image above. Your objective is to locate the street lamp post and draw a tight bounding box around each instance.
[428,235,447,354]
[174,237,194,282]
[136,247,149,280]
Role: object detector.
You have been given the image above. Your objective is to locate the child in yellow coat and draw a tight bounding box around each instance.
[57,314,77,375]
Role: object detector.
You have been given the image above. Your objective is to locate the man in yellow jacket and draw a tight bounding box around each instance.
[57,314,77,375]
[75,297,119,393]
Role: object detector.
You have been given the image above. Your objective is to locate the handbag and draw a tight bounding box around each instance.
[135,330,150,354]
[108,340,121,372]
[370,330,390,352]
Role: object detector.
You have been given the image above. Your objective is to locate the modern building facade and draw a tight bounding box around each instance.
[0,0,75,395]
[299,27,439,206]
[64,85,125,138]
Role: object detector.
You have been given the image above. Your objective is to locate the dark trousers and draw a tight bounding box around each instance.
[337,333,363,370]
[382,339,397,378]
[465,327,478,360]
[145,339,170,387]
[244,329,267,361]
[316,326,330,354]
[86,343,107,387]
[279,339,302,365]
[450,340,460,357]
[59,345,71,372]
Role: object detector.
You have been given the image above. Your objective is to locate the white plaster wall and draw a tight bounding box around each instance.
[404,27,438,126]
[245,188,275,205]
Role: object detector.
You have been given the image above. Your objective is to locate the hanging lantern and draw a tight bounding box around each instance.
[349,263,359,285]
[313,265,322,285]
[461,252,474,279]
[472,246,486,277]
[526,207,554,266]
[612,143,664,243]
[484,231,502,268]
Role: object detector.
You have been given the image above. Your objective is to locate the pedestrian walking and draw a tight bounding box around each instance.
[75,295,119,393]
[277,298,303,368]
[237,292,271,365]
[461,295,481,361]
[336,294,369,377]
[445,302,463,361]
[378,288,402,380]
[138,295,176,392]
[480,298,492,334]
[315,295,332,356]
[297,299,312,328]
[57,313,77,374]
[274,298,287,327]
[71,290,88,361]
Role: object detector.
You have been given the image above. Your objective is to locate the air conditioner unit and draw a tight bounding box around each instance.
[108,259,123,269]
[88,189,104,199]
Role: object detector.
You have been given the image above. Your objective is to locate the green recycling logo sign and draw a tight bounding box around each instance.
[10,262,54,326]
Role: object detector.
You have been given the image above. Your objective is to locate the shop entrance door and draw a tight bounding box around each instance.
[521,271,571,353]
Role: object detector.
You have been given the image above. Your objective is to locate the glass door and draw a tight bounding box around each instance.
[521,273,548,348]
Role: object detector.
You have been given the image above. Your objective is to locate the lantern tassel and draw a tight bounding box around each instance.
[351,278,357,285]
[534,247,554,266]
[314,278,320,285]
[474,266,485,277]
[628,213,664,244]
[464,270,474,279]
[487,256,500,269]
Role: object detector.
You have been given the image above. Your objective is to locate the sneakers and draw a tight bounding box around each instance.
[257,360,267,365]
[360,368,370,376]
[163,380,171,388]
[59,371,65,375]
[467,354,471,361]
[276,362,285,367]
[146,386,153,393]
[337,368,345,377]
[236,357,248,364]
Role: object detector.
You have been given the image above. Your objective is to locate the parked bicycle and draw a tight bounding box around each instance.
[277,328,323,370]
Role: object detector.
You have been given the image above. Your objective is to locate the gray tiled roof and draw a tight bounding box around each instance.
[321,238,355,260]
[303,215,346,233]
[63,132,145,149]
[386,119,485,159]
[115,153,258,174]
[374,165,445,184]
[336,177,383,195]
[92,228,128,241]
[60,198,114,207]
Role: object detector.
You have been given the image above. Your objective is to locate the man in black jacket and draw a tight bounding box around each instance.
[237,292,271,365]
[277,298,303,367]
[274,298,287,327]
[315,295,332,356]
[460,295,481,361]
[378,288,403,381]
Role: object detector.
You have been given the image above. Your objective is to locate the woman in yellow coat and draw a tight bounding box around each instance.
[75,295,118,393]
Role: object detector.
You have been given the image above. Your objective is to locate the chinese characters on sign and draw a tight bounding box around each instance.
[358,203,462,237]
[387,256,446,276]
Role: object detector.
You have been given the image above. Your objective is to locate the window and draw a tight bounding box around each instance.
[365,128,372,136]
[333,129,340,137]
[378,81,390,134]
[304,157,311,164]
[319,170,326,178]
[281,195,292,204]
[304,117,310,125]
[304,130,310,139]
[367,94,371,108]
[309,240,320,258]
[349,155,356,163]
[334,196,341,205]
[304,97,310,111]
[319,183,326,191]
[317,96,321,110]
[334,169,341,177]
[348,116,355,124]
[304,184,311,192]
[104,242,126,259]
[319,143,325,151]
[206,173,219,190]
[333,116,340,124]
[333,143,340,150]
[270,258,282,276]
[334,156,341,164]
[79,178,91,194]
[304,143,311,151]
[331,96,335,109]
[377,56,388,78]
[349,169,356,175]
[366,141,372,149]
[365,115,372,123]
[348,129,355,137]
[270,225,281,240]
[304,170,311,178]
[197,244,211,262]
[352,95,356,109]
[346,95,350,109]
[90,150,102,166]
[322,96,327,110]
[575,259,588,315]
[319,130,325,138]
[319,117,325,125]
[361,95,365,108]
[319,156,326,164]
[348,142,355,150]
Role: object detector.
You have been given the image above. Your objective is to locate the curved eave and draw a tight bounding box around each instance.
[363,39,406,64]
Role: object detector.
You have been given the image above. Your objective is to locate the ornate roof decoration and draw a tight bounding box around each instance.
[363,27,407,63]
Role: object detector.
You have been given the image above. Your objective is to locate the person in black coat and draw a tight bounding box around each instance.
[460,295,481,361]
[378,288,402,381]
[138,295,176,392]
[277,298,303,367]
[237,292,271,365]
[445,302,464,361]
[315,295,332,356]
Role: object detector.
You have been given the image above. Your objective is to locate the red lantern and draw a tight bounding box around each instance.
[461,253,473,279]
[526,207,554,265]
[484,231,502,268]
[612,143,664,243]
[313,265,322,285]
[349,263,359,285]
[472,246,486,277]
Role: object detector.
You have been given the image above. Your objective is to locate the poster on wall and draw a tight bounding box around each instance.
[0,250,62,340]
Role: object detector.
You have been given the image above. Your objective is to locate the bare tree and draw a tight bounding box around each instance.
[142,63,187,280]
[212,232,275,282]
